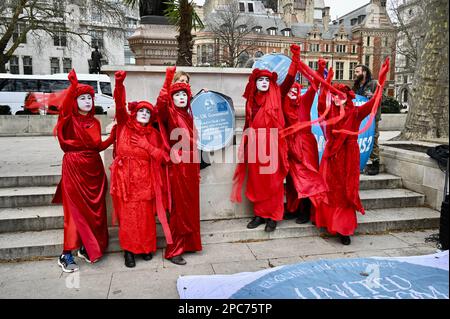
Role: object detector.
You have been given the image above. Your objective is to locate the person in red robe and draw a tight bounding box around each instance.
[52,69,116,272]
[316,59,390,245]
[110,71,172,268]
[156,67,202,266]
[230,44,300,232]
[283,59,328,224]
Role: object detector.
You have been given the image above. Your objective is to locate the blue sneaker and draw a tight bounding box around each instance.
[58,253,79,273]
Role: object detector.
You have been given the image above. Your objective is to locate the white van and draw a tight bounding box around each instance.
[0,73,114,114]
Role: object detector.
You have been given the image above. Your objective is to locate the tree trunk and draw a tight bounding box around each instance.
[397,0,449,140]
[176,0,193,66]
[0,55,6,73]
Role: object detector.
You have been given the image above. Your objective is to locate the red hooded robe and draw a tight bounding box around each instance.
[52,69,115,262]
[156,68,202,259]
[110,71,172,255]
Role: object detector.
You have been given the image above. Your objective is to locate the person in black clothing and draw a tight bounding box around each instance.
[91,46,102,74]
[353,64,380,175]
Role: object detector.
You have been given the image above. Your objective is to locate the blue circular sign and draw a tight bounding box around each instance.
[253,53,293,85]
[308,90,375,171]
[191,91,235,152]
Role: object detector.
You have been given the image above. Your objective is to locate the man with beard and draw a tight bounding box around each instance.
[352,65,380,175]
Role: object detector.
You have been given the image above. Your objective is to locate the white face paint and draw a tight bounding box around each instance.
[256,76,270,92]
[77,94,93,114]
[172,91,188,108]
[288,87,298,100]
[136,108,151,125]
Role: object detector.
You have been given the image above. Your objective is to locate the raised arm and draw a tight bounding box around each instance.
[156,66,176,125]
[302,58,327,111]
[318,68,334,117]
[59,69,78,119]
[280,44,300,96]
[113,71,128,125]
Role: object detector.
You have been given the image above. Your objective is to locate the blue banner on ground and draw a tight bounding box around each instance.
[177,251,449,299]
[191,91,235,152]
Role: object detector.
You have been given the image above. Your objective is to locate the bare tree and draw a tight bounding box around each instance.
[395,0,449,140]
[206,0,261,67]
[0,0,127,73]
[388,0,426,72]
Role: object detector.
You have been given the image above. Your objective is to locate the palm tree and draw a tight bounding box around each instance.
[123,0,204,66]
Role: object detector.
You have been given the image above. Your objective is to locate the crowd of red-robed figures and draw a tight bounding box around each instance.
[51,43,390,270]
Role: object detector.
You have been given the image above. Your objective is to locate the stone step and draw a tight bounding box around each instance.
[0,174,60,188]
[0,206,63,233]
[0,207,439,261]
[0,186,422,232]
[359,173,402,190]
[0,186,56,208]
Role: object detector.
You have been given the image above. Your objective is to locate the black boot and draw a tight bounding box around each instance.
[124,251,136,268]
[339,234,351,245]
[247,216,266,229]
[141,253,153,261]
[296,199,311,224]
[367,161,380,176]
[265,219,277,232]
[170,255,187,265]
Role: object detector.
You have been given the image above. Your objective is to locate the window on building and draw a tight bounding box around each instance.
[201,45,207,63]
[365,55,370,66]
[351,18,358,26]
[383,38,389,47]
[283,29,291,37]
[90,30,104,50]
[308,61,319,70]
[335,62,344,80]
[403,89,408,102]
[23,56,32,75]
[268,28,276,36]
[9,56,19,74]
[403,75,408,84]
[53,30,67,47]
[367,36,371,46]
[239,2,245,12]
[349,62,357,80]
[63,58,72,73]
[310,43,320,52]
[253,26,262,33]
[248,3,254,12]
[336,44,346,53]
[50,57,60,74]
[238,25,247,33]
[13,23,27,44]
[325,44,329,52]
[352,45,357,53]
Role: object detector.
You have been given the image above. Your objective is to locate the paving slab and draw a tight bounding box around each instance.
[268,256,306,267]
[246,237,338,260]
[108,264,214,299]
[323,233,412,253]
[211,259,270,275]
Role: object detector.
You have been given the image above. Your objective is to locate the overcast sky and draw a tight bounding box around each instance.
[193,0,372,20]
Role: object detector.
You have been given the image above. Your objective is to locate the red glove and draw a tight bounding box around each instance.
[130,135,150,150]
[290,44,301,58]
[68,69,78,85]
[115,70,126,83]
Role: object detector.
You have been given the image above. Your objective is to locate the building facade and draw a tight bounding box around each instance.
[2,0,139,75]
[195,0,396,93]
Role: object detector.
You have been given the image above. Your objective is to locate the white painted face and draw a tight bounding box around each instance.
[288,87,298,100]
[77,94,93,114]
[256,76,270,92]
[136,108,151,125]
[172,91,188,108]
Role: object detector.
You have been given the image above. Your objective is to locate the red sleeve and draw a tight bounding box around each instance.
[357,82,381,121]
[280,59,298,97]
[301,86,317,114]
[97,125,116,152]
[113,81,128,125]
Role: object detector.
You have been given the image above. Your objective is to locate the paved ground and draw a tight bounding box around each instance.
[0,229,441,299]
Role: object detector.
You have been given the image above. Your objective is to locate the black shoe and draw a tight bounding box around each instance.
[367,161,379,176]
[77,246,92,263]
[295,213,310,224]
[141,253,153,261]
[170,255,187,265]
[124,251,136,268]
[339,234,351,245]
[283,212,298,220]
[247,216,266,229]
[265,219,277,232]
